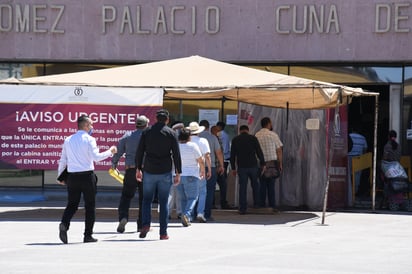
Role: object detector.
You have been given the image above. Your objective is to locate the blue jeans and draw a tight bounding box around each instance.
[177,176,200,221]
[196,178,207,216]
[205,167,217,219]
[237,167,260,212]
[141,172,172,236]
[168,183,181,216]
[259,175,276,208]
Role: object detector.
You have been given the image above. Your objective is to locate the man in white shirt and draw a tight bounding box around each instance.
[57,115,117,244]
[186,121,211,222]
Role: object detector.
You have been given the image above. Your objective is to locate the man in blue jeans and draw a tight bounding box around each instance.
[136,109,182,240]
[230,125,266,214]
[199,120,224,221]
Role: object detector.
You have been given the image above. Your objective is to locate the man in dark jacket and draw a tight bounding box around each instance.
[230,125,265,214]
[136,109,182,240]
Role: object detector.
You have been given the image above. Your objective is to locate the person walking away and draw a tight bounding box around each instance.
[187,121,211,222]
[199,120,224,221]
[216,121,232,209]
[176,128,205,227]
[211,125,224,210]
[167,121,185,219]
[255,117,283,212]
[230,125,266,214]
[112,115,149,233]
[57,115,117,244]
[136,109,182,240]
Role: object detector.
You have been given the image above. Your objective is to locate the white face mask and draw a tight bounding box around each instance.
[86,122,94,136]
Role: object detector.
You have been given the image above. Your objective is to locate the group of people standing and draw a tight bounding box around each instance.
[56,109,283,243]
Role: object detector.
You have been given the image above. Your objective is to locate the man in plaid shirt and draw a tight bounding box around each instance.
[255,117,283,211]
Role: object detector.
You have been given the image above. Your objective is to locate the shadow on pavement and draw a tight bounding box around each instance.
[0,207,320,226]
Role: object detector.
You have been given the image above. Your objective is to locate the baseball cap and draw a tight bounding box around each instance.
[156,109,169,118]
[136,115,149,127]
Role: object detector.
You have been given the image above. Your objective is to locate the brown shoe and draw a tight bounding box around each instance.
[160,235,169,240]
[139,226,150,238]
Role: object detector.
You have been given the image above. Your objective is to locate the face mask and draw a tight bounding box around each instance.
[88,128,94,136]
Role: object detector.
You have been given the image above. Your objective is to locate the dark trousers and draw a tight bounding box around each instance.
[118,168,143,230]
[216,162,229,207]
[205,167,218,219]
[61,172,97,237]
[259,175,276,208]
[237,167,260,212]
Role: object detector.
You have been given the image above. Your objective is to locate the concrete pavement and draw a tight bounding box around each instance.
[1,187,412,274]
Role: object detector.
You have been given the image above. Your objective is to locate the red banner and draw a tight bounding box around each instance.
[326,106,349,208]
[0,85,163,170]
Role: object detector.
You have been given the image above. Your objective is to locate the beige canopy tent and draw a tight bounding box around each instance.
[0,55,379,220]
[2,55,375,109]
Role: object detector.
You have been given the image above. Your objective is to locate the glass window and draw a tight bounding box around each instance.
[0,63,23,79]
[289,66,402,84]
[164,99,238,125]
[403,67,412,155]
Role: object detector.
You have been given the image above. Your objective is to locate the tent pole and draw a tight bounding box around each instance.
[179,100,183,120]
[321,107,334,225]
[321,172,331,225]
[321,90,343,225]
[221,97,226,121]
[372,94,379,211]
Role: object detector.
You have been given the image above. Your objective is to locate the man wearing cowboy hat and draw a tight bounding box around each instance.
[186,121,212,222]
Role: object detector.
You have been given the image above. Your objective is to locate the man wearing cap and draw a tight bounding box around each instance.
[136,109,182,240]
[57,115,117,244]
[186,121,211,222]
[199,120,224,221]
[111,115,150,234]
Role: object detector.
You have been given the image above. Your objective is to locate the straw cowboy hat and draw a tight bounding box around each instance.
[186,121,205,134]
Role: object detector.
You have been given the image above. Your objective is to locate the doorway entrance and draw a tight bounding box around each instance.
[348,84,390,198]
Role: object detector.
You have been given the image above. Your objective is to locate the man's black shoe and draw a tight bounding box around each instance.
[59,223,68,244]
[83,235,98,243]
[117,218,127,233]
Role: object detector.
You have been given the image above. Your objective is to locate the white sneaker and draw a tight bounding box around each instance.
[196,214,206,223]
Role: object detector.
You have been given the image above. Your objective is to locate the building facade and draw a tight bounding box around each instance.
[1,0,412,192]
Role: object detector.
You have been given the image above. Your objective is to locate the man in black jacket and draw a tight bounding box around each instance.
[136,109,182,240]
[230,125,265,214]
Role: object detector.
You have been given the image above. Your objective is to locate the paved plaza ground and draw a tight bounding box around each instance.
[1,187,412,274]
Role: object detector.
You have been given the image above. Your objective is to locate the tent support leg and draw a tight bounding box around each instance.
[372,95,379,211]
